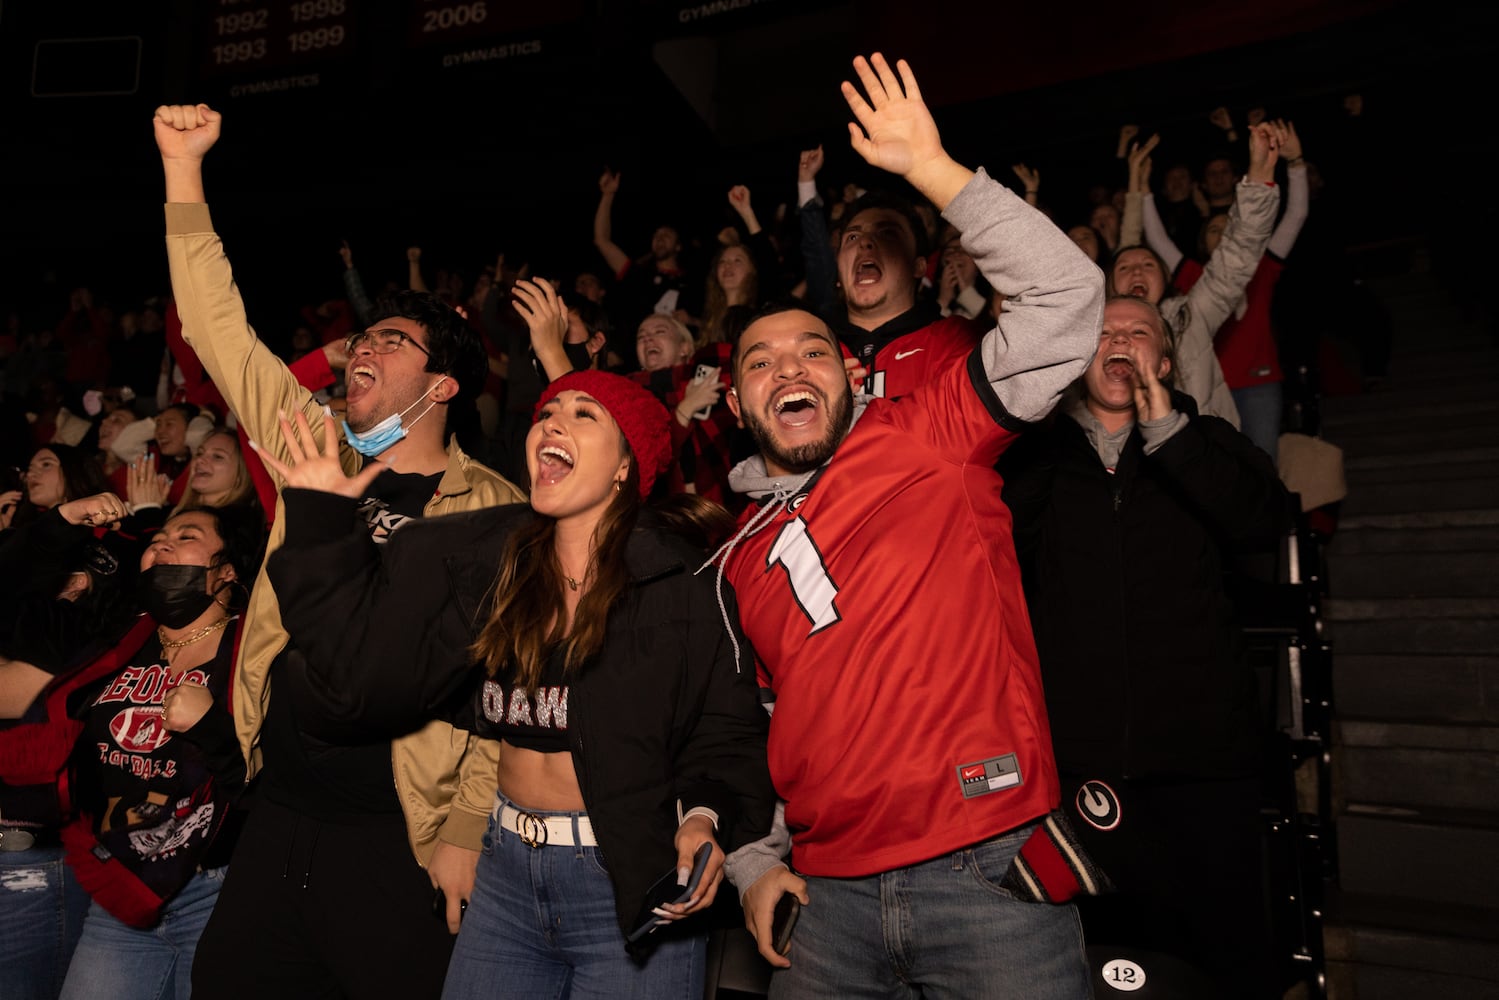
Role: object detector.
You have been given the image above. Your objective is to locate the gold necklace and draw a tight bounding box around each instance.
[158,617,230,650]
[564,575,580,591]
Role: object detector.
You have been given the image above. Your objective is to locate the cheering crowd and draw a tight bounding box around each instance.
[3,48,1373,1000]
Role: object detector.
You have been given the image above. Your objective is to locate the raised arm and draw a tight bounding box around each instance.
[1160,124,1280,427]
[406,246,429,293]
[340,240,375,327]
[841,55,973,210]
[727,185,763,236]
[1122,134,1161,254]
[1140,197,1184,275]
[1011,163,1040,207]
[796,147,838,313]
[154,104,215,204]
[593,170,631,277]
[840,54,1102,422]
[1266,120,1310,259]
[154,104,345,475]
[1182,123,1281,333]
[510,278,575,382]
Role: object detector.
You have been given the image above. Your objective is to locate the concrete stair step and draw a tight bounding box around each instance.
[1325,550,1499,597]
[1343,446,1499,473]
[1339,476,1499,516]
[1326,597,1499,619]
[1372,359,1499,386]
[1383,301,1472,329]
[1321,396,1499,430]
[1335,809,1499,909]
[1331,407,1493,437]
[1324,406,1498,438]
[1321,382,1499,417]
[1377,346,1499,378]
[1328,522,1499,554]
[1324,598,1498,655]
[1337,719,1499,750]
[1344,455,1499,487]
[1333,721,1499,813]
[1385,328,1495,353]
[1326,953,1499,998]
[1337,509,1499,531]
[1334,655,1499,724]
[1325,424,1499,459]
[1324,890,1499,998]
[1375,282,1464,307]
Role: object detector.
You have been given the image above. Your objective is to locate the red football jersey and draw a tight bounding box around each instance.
[724,351,1058,877]
[849,315,983,401]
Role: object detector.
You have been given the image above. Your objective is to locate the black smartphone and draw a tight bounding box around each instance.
[626,841,714,943]
[771,893,801,956]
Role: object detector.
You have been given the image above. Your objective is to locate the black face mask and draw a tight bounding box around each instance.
[139,564,216,628]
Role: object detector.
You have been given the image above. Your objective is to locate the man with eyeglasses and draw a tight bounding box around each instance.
[153,103,524,998]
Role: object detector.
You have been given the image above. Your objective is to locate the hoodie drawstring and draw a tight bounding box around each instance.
[697,470,816,673]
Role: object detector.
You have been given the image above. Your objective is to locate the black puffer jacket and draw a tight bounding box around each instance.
[1001,392,1293,780]
[267,492,774,945]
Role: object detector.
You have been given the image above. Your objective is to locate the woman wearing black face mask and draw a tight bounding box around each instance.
[0,493,263,1000]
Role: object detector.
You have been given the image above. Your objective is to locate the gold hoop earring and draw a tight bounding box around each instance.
[614,481,622,493]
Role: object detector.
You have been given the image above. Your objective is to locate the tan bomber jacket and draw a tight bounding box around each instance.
[164,202,525,863]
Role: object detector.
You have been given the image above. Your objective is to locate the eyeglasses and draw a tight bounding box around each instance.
[344,328,430,357]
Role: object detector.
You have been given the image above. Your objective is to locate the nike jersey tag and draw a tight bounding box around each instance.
[957,753,1021,798]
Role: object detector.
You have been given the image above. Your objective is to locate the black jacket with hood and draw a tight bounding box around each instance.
[1000,390,1293,781]
[265,492,774,950]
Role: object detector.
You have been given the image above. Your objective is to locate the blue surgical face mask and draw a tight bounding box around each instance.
[341,377,447,458]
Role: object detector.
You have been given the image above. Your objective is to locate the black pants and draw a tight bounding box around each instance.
[191,797,454,999]
[1062,773,1277,1000]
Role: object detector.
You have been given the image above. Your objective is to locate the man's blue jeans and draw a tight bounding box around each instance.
[442,795,705,1000]
[770,822,1091,999]
[0,842,90,1000]
[59,865,226,1000]
[1231,382,1283,464]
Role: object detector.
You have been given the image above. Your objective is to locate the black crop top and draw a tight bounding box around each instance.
[474,646,572,754]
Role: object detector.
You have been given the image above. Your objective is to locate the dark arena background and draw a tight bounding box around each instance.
[0,1,1489,326]
[2,3,1496,997]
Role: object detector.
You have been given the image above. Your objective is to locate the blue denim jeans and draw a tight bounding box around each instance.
[1231,382,1283,464]
[0,843,91,1000]
[769,823,1090,1000]
[441,795,704,1000]
[58,866,227,1000]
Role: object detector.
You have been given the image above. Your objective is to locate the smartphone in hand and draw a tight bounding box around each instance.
[626,841,714,943]
[771,893,801,955]
[690,364,719,420]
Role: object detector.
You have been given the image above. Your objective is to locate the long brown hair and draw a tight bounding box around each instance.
[471,443,643,693]
[700,244,759,347]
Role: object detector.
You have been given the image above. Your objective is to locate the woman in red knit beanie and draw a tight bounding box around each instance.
[262,370,774,998]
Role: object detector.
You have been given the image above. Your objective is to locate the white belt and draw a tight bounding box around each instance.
[496,801,598,848]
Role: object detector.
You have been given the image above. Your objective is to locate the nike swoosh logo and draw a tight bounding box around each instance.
[894,348,924,361]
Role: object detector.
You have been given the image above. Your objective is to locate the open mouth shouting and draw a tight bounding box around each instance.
[772,386,822,429]
[852,257,884,287]
[1102,353,1135,383]
[534,443,575,489]
[346,362,377,403]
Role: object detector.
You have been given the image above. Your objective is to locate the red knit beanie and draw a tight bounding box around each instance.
[534,371,672,498]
